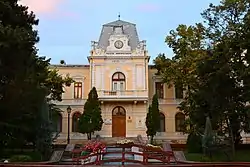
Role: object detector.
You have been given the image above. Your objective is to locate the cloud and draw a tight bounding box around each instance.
[136,3,162,12]
[19,0,64,14]
[18,0,79,19]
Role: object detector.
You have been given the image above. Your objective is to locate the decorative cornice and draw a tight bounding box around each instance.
[152,75,163,80]
[88,55,150,60]
[50,65,89,68]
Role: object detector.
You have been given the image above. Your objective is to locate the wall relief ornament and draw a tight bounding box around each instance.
[135,40,146,55]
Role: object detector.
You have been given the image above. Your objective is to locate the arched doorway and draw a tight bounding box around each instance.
[175,112,185,132]
[159,112,165,132]
[72,112,81,132]
[112,106,126,137]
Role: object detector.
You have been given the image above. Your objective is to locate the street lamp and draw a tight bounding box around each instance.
[67,106,72,144]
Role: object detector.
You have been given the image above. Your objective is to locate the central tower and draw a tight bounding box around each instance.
[88,19,150,137]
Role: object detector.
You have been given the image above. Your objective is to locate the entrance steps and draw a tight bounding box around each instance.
[102,146,135,165]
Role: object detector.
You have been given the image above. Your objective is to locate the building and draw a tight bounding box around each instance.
[52,19,187,144]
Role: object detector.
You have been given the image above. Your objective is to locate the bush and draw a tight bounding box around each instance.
[10,155,32,162]
[187,133,202,153]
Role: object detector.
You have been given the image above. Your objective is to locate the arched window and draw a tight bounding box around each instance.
[159,112,165,132]
[112,72,125,91]
[112,106,126,116]
[72,112,81,132]
[175,112,185,132]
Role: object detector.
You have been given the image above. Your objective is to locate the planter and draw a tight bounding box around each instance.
[116,142,134,148]
[145,146,162,152]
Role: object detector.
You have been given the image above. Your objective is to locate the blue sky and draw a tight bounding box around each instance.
[20,0,220,65]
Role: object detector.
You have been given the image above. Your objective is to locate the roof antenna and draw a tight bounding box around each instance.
[118,12,121,20]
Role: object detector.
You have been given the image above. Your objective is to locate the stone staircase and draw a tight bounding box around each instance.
[102,146,135,165]
[53,137,187,165]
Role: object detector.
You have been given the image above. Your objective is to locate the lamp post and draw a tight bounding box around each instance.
[67,106,72,144]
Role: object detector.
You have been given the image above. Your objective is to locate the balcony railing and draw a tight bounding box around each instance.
[98,90,148,99]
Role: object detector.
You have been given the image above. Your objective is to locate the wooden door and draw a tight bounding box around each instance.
[112,116,126,137]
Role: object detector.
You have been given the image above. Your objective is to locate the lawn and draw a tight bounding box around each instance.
[185,150,250,162]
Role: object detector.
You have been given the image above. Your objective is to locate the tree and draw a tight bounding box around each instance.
[78,87,103,140]
[146,94,160,144]
[0,0,73,158]
[60,60,66,65]
[154,0,250,156]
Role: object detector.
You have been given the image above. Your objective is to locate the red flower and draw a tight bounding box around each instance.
[82,141,106,152]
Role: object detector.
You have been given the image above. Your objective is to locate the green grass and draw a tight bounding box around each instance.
[185,150,250,162]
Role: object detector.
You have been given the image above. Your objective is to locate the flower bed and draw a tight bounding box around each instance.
[116,139,134,147]
[145,144,162,151]
[82,141,106,154]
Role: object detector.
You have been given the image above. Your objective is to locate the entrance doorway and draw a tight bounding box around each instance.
[112,106,126,137]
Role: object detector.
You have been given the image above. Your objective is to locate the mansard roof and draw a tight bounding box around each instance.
[97,19,139,50]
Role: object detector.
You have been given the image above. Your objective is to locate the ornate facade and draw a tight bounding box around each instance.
[52,19,188,144]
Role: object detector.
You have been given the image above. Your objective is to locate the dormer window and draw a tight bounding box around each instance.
[114,26,123,35]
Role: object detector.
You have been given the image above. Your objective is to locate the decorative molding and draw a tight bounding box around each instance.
[108,69,129,81]
[106,34,131,52]
[95,65,102,89]
[101,66,104,90]
[152,75,163,81]
[132,65,136,89]
[72,75,86,80]
[88,55,150,59]
[135,64,145,89]
[135,116,146,129]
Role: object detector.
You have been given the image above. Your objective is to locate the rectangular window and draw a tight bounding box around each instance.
[74,82,82,99]
[155,82,164,99]
[175,83,183,99]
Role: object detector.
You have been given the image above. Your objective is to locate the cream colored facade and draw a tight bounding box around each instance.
[52,19,187,143]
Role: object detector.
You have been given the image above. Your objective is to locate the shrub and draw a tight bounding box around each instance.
[10,155,32,162]
[187,133,202,153]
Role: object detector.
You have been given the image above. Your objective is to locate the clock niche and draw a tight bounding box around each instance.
[107,36,131,52]
[114,40,124,49]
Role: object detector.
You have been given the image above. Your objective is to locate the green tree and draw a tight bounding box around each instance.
[78,87,103,140]
[146,94,160,144]
[0,0,73,158]
[154,0,250,156]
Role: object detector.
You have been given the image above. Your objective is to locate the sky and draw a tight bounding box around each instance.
[19,0,220,65]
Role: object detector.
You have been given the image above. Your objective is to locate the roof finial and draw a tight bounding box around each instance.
[118,12,121,20]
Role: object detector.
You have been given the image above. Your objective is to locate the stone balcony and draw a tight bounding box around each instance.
[97,90,148,101]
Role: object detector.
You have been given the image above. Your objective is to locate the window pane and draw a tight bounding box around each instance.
[74,82,82,99]
[119,73,125,80]
[155,82,164,99]
[113,73,119,79]
[175,84,183,99]
[113,82,117,91]
[120,82,124,90]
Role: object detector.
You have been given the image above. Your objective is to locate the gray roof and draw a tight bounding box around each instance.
[97,19,139,50]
